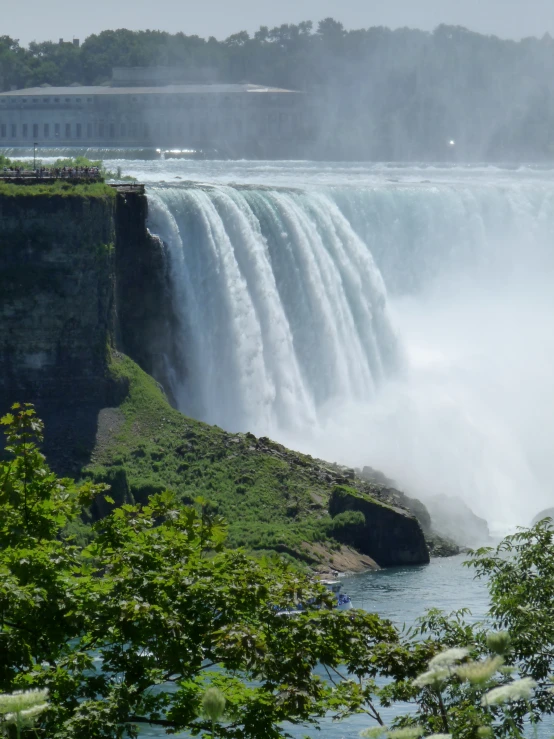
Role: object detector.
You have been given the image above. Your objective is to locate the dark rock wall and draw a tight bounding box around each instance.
[0,194,118,470]
[329,485,430,566]
[0,188,183,470]
[114,190,185,406]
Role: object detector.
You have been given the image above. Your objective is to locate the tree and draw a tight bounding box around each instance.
[468,523,554,718]
[0,405,397,738]
[0,404,104,693]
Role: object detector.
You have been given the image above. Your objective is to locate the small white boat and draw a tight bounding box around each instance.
[320,579,353,611]
[275,579,352,616]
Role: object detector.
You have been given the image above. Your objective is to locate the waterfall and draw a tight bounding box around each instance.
[146,178,554,528]
[147,184,399,433]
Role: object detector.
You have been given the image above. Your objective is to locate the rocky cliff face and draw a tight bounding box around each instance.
[114,189,186,406]
[0,192,121,470]
[329,485,430,566]
[0,186,178,471]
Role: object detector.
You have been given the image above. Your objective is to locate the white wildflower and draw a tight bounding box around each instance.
[486,632,511,656]
[499,666,516,676]
[386,727,424,739]
[360,727,387,738]
[456,656,503,685]
[425,734,452,739]
[3,703,48,727]
[481,677,537,706]
[413,668,450,688]
[201,687,226,722]
[429,647,469,669]
[0,689,49,715]
[20,703,48,722]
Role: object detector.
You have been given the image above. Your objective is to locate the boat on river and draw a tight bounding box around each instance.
[276,579,352,616]
[320,579,353,611]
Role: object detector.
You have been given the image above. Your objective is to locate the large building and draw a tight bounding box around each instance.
[0,67,310,158]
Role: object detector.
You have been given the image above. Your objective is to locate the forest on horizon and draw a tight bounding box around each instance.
[2,19,554,160]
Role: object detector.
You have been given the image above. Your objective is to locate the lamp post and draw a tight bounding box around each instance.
[33,142,38,170]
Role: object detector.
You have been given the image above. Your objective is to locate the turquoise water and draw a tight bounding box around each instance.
[138,555,489,738]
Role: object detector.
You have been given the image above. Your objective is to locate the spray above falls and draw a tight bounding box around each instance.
[146,173,554,530]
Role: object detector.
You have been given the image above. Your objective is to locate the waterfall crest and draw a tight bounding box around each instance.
[147,184,399,433]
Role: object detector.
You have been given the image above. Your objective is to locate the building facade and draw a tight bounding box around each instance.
[0,68,310,158]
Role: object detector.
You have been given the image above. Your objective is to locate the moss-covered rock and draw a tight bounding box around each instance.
[329,485,430,566]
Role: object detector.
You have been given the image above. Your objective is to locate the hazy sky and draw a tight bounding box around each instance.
[6,0,554,46]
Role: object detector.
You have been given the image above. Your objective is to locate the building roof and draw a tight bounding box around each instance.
[0,83,299,97]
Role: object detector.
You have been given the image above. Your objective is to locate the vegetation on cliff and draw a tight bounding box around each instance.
[0,180,115,198]
[2,404,554,739]
[82,353,430,570]
[0,154,133,187]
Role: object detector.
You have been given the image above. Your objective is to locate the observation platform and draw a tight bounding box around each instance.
[0,174,145,194]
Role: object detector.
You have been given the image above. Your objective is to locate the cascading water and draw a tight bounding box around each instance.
[145,171,554,531]
[147,185,399,433]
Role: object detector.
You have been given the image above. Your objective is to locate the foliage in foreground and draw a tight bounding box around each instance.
[2,403,554,738]
[0,404,396,738]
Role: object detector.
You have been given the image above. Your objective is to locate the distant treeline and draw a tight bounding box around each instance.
[2,20,554,161]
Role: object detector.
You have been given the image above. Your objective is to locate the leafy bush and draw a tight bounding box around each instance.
[0,403,395,738]
[330,509,366,533]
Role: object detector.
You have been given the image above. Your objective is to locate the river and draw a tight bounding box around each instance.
[137,554,490,738]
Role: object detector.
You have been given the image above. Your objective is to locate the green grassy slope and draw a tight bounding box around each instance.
[84,353,429,569]
[0,181,114,198]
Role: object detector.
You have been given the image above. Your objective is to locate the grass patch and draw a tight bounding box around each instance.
[0,180,115,199]
[82,353,401,562]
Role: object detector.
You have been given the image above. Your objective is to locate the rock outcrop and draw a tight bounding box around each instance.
[0,190,121,470]
[329,485,430,566]
[0,186,186,471]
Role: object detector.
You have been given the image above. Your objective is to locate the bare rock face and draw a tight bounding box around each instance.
[114,192,186,405]
[329,485,430,567]
[0,192,120,471]
[425,494,490,548]
[0,188,175,473]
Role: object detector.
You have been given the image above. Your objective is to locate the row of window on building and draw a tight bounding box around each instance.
[0,120,239,139]
[0,97,94,105]
[0,114,296,140]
